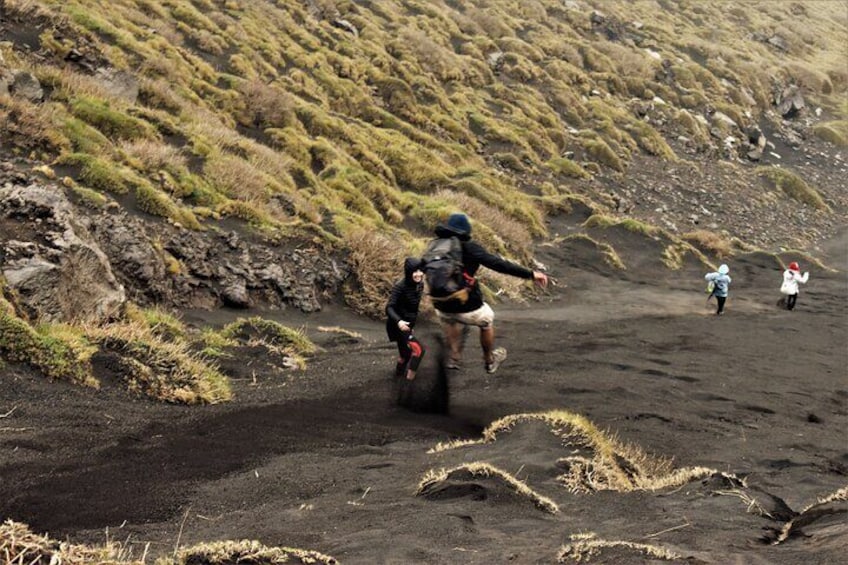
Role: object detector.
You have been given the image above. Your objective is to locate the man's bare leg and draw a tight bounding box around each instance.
[444,322,464,367]
[480,326,495,365]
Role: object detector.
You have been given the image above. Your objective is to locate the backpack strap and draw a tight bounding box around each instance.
[429,288,470,304]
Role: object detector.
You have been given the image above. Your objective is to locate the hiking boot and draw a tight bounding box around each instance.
[485,347,507,374]
[395,361,406,377]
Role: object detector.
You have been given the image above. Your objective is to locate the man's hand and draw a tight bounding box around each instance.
[532,271,549,288]
[398,320,411,332]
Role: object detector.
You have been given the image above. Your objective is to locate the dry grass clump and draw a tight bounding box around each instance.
[84,320,232,404]
[219,316,316,369]
[0,288,98,386]
[546,156,590,179]
[343,228,408,318]
[812,121,848,146]
[774,485,848,545]
[583,214,660,238]
[0,286,230,401]
[120,139,188,176]
[557,532,681,563]
[682,229,735,259]
[417,462,560,514]
[552,234,625,270]
[124,303,187,342]
[0,95,71,156]
[662,241,712,270]
[428,410,717,494]
[0,519,145,565]
[172,539,338,565]
[757,167,830,211]
[0,520,340,565]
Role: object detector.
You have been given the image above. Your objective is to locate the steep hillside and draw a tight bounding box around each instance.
[0,1,846,392]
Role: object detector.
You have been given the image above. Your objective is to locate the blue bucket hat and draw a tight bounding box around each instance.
[446,213,471,236]
[718,264,729,275]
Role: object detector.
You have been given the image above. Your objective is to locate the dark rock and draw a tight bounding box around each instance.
[221,279,250,308]
[331,18,359,37]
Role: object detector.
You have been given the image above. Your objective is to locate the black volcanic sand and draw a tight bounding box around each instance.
[1,229,846,564]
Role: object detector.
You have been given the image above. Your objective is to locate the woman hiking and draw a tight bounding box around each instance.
[385,257,426,380]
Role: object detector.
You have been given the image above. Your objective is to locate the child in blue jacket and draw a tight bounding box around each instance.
[705,264,732,315]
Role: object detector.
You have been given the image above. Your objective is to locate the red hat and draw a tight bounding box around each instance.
[788,261,800,271]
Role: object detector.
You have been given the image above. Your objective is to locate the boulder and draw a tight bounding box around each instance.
[776,85,805,118]
[0,183,126,323]
[10,71,43,102]
[94,68,139,104]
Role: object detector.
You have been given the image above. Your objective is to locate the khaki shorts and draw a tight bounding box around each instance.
[436,303,495,329]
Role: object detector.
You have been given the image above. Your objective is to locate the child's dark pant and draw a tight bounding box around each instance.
[716,295,726,314]
[395,336,426,375]
[787,293,798,310]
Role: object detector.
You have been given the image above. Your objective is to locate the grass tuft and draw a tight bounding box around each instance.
[757,167,830,211]
[0,290,97,386]
[173,539,338,565]
[428,410,719,494]
[0,520,144,565]
[557,533,681,563]
[418,462,560,514]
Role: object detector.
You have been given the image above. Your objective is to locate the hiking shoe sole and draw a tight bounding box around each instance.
[486,347,507,374]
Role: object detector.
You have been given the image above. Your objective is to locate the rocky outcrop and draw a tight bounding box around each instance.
[87,205,349,313]
[0,182,126,323]
[0,159,350,320]
[776,85,805,118]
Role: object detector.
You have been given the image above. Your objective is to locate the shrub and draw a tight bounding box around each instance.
[70,96,156,141]
[86,321,232,404]
[546,156,590,179]
[0,296,97,386]
[343,229,408,318]
[220,317,316,355]
[812,121,848,147]
[55,153,131,194]
[757,167,829,210]
[582,139,624,171]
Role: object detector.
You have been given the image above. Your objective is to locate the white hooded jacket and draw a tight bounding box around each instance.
[780,269,809,295]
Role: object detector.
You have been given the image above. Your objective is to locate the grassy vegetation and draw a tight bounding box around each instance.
[220,316,315,355]
[418,462,560,514]
[171,540,338,565]
[812,120,848,146]
[0,519,339,565]
[3,0,842,258]
[558,533,681,563]
[775,486,848,545]
[84,319,232,404]
[0,519,143,565]
[2,0,845,395]
[682,229,735,259]
[757,167,830,211]
[429,410,719,494]
[583,214,660,237]
[0,281,98,386]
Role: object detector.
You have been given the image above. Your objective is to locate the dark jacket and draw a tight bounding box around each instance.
[386,257,424,342]
[431,225,533,314]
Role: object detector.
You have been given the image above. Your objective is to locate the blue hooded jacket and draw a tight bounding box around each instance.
[705,271,732,297]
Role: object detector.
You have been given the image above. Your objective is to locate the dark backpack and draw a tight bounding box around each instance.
[422,236,467,301]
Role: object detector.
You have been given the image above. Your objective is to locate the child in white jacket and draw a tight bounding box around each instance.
[780,261,809,311]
